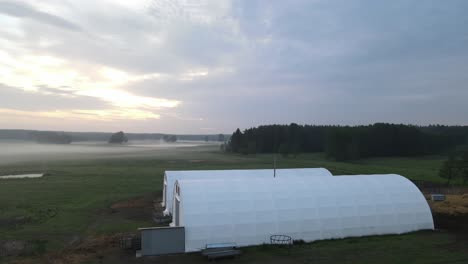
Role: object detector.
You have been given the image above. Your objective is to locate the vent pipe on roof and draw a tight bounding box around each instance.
[273,154,276,178]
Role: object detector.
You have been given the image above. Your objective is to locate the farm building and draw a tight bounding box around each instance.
[165,174,433,253]
[162,168,333,215]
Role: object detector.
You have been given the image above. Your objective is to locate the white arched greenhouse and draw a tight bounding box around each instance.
[162,168,332,215]
[172,174,433,252]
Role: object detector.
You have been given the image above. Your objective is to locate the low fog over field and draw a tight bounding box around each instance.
[0,140,216,166]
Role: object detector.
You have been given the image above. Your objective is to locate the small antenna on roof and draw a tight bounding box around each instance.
[273,153,277,178]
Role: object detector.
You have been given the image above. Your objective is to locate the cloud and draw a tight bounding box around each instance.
[0,1,81,31]
[0,84,108,111]
[0,107,159,121]
[0,51,179,120]
[1,0,468,133]
[76,88,180,109]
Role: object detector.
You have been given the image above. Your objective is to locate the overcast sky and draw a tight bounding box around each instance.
[0,0,467,134]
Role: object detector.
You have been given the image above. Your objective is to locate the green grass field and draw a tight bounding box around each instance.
[1,144,467,263]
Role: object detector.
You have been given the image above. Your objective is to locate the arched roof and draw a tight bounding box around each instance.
[175,174,433,252]
[163,168,332,214]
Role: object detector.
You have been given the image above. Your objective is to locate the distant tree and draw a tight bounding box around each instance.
[461,168,468,184]
[218,134,225,142]
[229,129,243,152]
[278,143,290,157]
[240,147,249,155]
[439,158,455,184]
[108,131,128,144]
[221,143,231,152]
[33,131,72,144]
[289,123,301,157]
[439,149,468,184]
[291,143,301,157]
[458,148,468,184]
[347,136,361,160]
[247,140,257,155]
[163,135,177,142]
[204,136,209,142]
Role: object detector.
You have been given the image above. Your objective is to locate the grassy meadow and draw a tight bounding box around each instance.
[1,143,467,263]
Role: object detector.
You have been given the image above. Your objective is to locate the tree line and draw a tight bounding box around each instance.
[0,129,229,143]
[32,131,72,144]
[226,123,468,161]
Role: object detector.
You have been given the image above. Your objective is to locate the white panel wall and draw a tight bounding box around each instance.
[177,175,434,252]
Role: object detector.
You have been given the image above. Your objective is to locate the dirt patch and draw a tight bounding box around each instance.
[104,194,160,222]
[9,234,123,264]
[429,194,468,215]
[428,194,468,233]
[111,196,150,210]
[10,192,167,263]
[0,216,31,229]
[73,234,120,254]
[433,213,468,233]
[10,194,162,263]
[0,240,47,258]
[1,240,26,257]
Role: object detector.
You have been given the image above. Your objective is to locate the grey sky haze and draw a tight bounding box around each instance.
[0,0,467,133]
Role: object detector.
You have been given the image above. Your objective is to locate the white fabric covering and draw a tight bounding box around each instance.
[175,174,434,252]
[162,168,333,215]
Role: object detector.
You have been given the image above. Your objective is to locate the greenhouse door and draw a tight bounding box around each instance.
[163,182,166,206]
[175,198,180,226]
